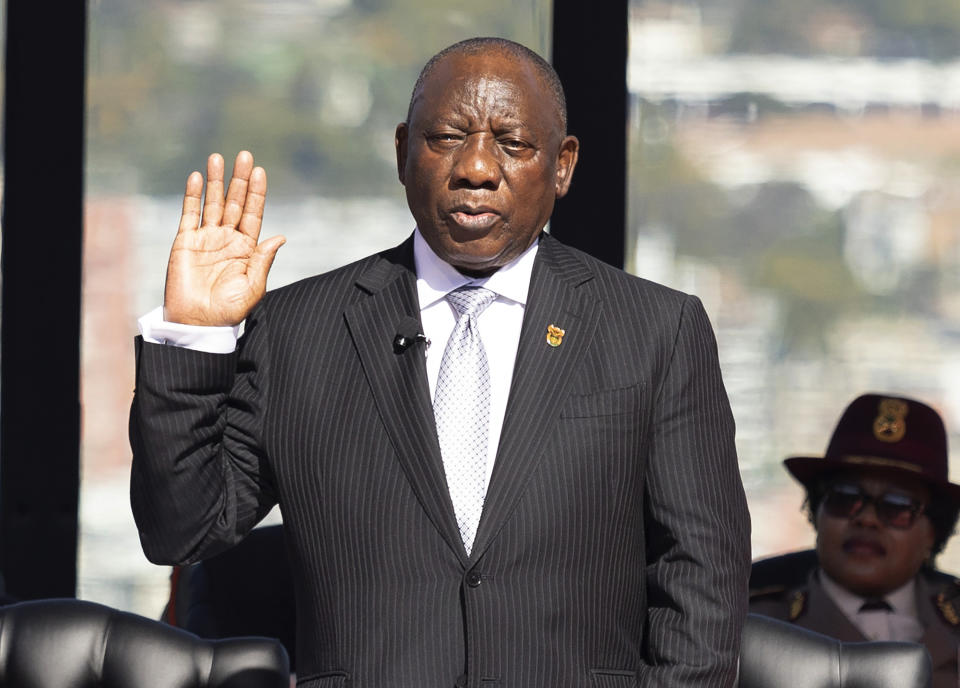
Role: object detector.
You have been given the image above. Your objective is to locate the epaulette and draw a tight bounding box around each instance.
[787,589,807,621]
[933,578,960,628]
[749,585,807,622]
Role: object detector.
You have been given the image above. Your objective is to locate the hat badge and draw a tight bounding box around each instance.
[873,398,908,443]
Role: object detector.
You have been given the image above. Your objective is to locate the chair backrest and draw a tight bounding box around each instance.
[165,525,297,670]
[740,613,932,688]
[749,549,818,594]
[0,598,290,688]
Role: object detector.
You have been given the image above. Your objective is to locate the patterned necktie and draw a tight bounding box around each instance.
[434,286,496,555]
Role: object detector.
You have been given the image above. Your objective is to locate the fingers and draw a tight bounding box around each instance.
[201,153,225,228]
[247,235,286,293]
[178,171,204,235]
[222,151,255,229]
[237,166,268,240]
[180,151,264,236]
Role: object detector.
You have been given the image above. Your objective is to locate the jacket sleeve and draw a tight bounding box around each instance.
[128,315,278,565]
[639,294,751,687]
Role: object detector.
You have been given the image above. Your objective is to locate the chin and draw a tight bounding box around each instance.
[445,246,513,274]
[450,259,501,277]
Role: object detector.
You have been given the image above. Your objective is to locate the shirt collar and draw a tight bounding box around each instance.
[413,228,538,309]
[820,569,918,618]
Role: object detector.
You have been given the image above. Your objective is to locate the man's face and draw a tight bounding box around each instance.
[395,51,579,276]
[815,469,936,597]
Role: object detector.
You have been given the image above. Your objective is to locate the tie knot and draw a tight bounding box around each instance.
[446,286,495,319]
[860,598,892,612]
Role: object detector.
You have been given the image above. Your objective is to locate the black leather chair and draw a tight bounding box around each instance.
[749,549,818,594]
[0,598,290,688]
[740,613,932,688]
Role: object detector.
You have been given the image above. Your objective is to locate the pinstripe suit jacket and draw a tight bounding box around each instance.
[130,233,750,688]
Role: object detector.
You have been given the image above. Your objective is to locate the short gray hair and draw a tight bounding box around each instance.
[406,37,568,134]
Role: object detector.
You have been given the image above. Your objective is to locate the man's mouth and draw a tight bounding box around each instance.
[843,537,886,557]
[448,206,500,230]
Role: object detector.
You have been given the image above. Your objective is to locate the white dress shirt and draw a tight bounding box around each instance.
[820,571,925,642]
[413,230,535,487]
[139,228,537,490]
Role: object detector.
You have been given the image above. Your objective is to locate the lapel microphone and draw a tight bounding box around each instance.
[393,316,428,354]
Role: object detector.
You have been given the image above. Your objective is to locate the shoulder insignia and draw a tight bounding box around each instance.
[934,579,960,627]
[788,590,807,622]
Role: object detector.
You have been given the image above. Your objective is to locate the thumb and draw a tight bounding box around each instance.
[248,235,286,292]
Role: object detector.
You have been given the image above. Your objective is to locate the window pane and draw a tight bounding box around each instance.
[628,1,960,565]
[83,0,552,615]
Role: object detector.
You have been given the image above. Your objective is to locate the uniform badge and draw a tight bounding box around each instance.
[788,590,807,621]
[873,398,908,443]
[546,324,565,347]
[935,580,960,627]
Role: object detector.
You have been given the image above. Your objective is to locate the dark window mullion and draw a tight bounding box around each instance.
[0,0,86,600]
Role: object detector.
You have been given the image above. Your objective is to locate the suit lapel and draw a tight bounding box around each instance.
[799,572,867,642]
[343,239,467,563]
[471,235,600,560]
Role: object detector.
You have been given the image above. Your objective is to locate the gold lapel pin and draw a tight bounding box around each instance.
[546,324,565,347]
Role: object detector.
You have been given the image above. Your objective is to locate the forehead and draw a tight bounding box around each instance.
[410,52,557,127]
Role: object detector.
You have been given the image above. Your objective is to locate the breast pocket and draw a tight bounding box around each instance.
[553,383,648,493]
[560,383,645,419]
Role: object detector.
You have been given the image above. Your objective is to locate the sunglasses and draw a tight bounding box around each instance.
[822,483,926,529]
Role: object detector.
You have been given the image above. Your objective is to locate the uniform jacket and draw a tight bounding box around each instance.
[130,233,751,688]
[751,564,960,688]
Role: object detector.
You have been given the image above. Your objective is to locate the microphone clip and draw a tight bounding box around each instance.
[393,332,428,354]
[393,316,429,354]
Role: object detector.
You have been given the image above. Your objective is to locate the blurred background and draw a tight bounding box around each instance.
[72,0,960,616]
[625,0,960,569]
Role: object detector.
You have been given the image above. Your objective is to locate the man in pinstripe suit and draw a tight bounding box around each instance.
[130,38,750,687]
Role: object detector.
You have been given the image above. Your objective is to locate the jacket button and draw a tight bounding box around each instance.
[465,570,482,587]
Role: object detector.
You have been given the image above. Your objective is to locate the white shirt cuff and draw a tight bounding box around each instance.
[138,306,241,354]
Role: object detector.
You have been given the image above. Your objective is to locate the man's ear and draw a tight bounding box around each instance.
[554,135,579,198]
[395,122,408,185]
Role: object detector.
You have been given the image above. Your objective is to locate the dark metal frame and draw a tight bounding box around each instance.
[0,0,627,599]
[0,0,86,599]
[551,2,628,268]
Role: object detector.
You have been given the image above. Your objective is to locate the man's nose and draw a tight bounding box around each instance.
[452,135,501,189]
[851,500,882,527]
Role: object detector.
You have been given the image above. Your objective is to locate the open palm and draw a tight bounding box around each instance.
[164,151,285,326]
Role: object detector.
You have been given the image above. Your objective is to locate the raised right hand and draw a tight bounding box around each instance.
[163,151,286,326]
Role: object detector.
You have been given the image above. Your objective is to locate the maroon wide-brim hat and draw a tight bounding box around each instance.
[784,393,960,504]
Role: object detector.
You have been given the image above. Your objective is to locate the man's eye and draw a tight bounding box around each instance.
[429,133,462,143]
[500,138,529,151]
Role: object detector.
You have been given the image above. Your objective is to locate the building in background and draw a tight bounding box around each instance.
[628,0,960,565]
